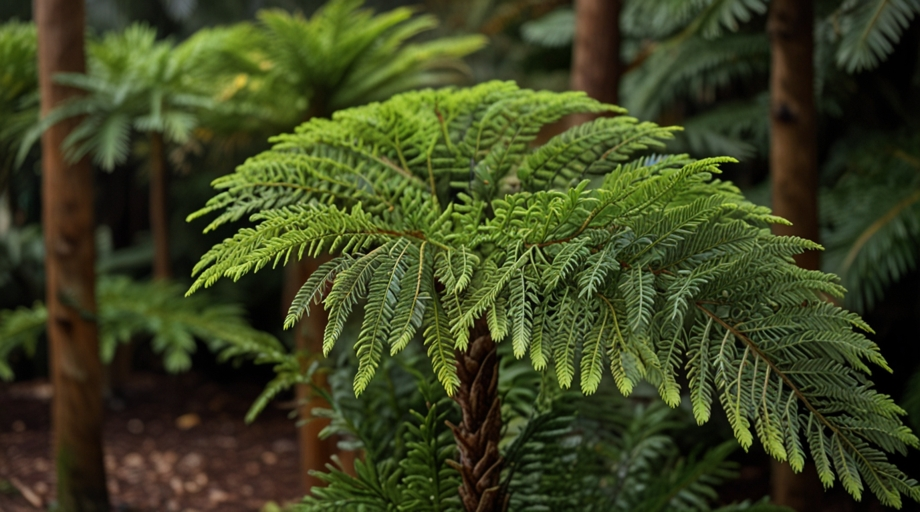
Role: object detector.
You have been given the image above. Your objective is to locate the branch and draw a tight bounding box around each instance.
[694,302,898,497]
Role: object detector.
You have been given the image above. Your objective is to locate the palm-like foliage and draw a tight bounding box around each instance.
[201,0,487,127]
[189,81,920,507]
[821,128,920,312]
[0,275,281,379]
[520,0,920,158]
[19,23,215,170]
[834,0,920,72]
[0,21,38,182]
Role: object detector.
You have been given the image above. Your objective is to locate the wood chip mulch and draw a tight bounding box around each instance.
[0,371,304,511]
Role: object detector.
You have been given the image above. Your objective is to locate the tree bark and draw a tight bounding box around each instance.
[569,0,622,126]
[149,131,171,280]
[282,258,339,493]
[35,0,110,509]
[769,0,819,270]
[447,319,506,512]
[768,1,824,509]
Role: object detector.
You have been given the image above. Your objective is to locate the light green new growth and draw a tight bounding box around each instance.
[188,81,920,507]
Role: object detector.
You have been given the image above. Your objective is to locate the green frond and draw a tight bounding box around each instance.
[518,116,672,192]
[189,82,920,505]
[397,400,461,511]
[422,289,460,395]
[682,0,769,39]
[0,276,284,385]
[0,303,47,381]
[324,244,391,357]
[286,256,357,330]
[390,243,431,355]
[835,0,920,73]
[434,246,478,295]
[353,241,413,394]
[821,129,920,312]
[520,7,576,48]
[620,267,656,336]
[0,21,38,174]
[622,32,769,120]
[508,268,535,359]
[296,385,459,512]
[580,307,609,395]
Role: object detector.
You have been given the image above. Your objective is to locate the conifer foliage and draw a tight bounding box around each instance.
[188,81,920,508]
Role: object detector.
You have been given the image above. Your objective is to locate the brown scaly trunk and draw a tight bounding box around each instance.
[36,0,110,509]
[768,0,824,509]
[149,131,171,280]
[447,319,506,512]
[569,0,622,127]
[283,257,339,492]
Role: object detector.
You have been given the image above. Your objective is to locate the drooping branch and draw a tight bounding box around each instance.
[694,302,901,500]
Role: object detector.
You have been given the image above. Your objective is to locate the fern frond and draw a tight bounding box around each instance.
[0,303,47,381]
[622,32,769,120]
[683,0,769,39]
[285,256,356,329]
[188,82,920,505]
[353,241,412,394]
[835,0,920,73]
[422,289,460,395]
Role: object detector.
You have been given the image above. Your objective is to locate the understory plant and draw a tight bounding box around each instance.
[188,81,920,509]
[279,347,791,511]
[0,274,280,380]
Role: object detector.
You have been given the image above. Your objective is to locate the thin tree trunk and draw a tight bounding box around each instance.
[769,0,819,270]
[768,0,824,508]
[283,98,343,492]
[447,319,506,512]
[283,257,338,492]
[569,0,622,126]
[149,131,171,280]
[35,0,110,509]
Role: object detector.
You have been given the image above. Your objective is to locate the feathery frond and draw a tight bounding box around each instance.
[834,0,920,73]
[0,276,283,383]
[189,81,920,506]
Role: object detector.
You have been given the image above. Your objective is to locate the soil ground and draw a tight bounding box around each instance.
[0,371,303,512]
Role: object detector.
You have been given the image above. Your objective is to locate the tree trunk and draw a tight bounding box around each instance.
[769,0,819,270]
[149,131,171,280]
[284,97,344,492]
[447,319,506,512]
[569,0,622,126]
[283,258,339,492]
[35,0,110,509]
[768,0,824,509]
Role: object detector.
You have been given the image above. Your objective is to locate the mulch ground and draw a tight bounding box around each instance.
[0,371,303,511]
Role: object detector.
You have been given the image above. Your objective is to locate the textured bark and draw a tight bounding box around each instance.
[768,1,824,509]
[569,0,622,125]
[35,0,110,509]
[282,258,338,493]
[768,0,819,271]
[447,320,506,512]
[149,131,171,280]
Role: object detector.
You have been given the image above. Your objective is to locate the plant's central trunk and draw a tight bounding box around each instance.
[448,318,506,512]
